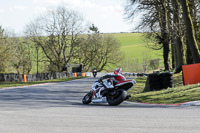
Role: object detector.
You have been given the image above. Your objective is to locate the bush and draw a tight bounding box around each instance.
[150,58,161,70]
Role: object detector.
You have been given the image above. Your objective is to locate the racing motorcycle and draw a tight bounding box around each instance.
[92,69,97,77]
[82,77,136,106]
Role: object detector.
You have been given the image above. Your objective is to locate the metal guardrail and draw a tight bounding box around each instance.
[85,72,149,78]
[123,72,149,77]
[0,72,149,82]
[0,72,74,82]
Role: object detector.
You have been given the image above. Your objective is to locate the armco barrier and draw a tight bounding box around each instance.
[123,72,149,77]
[0,72,78,82]
[85,72,149,78]
[0,72,149,82]
[0,73,24,82]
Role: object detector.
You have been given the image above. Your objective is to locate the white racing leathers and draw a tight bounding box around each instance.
[91,80,114,103]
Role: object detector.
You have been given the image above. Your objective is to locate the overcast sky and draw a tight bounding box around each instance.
[0,0,139,35]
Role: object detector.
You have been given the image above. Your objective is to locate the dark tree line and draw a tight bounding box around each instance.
[125,0,200,73]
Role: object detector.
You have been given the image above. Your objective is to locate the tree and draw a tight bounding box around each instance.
[77,25,123,72]
[89,24,99,34]
[25,6,85,72]
[180,0,200,63]
[0,26,17,73]
[157,0,170,71]
[125,0,200,73]
[171,0,186,73]
[12,40,32,74]
[25,20,48,74]
[125,0,171,71]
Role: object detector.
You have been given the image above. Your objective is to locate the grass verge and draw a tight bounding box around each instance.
[128,75,200,104]
[0,76,85,88]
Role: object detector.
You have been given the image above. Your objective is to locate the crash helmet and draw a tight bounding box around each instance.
[114,68,123,74]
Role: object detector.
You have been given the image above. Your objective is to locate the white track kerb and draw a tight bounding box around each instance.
[180,101,200,106]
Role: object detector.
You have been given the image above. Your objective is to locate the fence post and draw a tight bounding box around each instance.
[73,73,77,77]
[24,74,27,82]
[82,73,86,77]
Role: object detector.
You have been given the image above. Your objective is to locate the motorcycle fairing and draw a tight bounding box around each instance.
[115,80,136,91]
[91,87,107,103]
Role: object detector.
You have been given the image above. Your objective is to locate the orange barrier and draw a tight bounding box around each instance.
[73,73,77,77]
[24,74,27,82]
[182,63,200,85]
[82,73,86,77]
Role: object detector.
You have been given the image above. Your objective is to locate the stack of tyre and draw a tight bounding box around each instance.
[149,73,162,91]
[160,72,173,89]
[148,72,173,91]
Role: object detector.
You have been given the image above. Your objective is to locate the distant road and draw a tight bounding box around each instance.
[0,77,199,133]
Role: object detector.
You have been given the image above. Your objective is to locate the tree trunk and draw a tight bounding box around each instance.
[161,1,170,71]
[36,47,39,74]
[186,39,193,64]
[172,0,186,73]
[171,39,176,69]
[180,0,200,63]
[163,40,170,71]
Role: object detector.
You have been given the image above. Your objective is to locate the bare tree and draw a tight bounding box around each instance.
[25,6,85,72]
[13,40,32,74]
[77,25,123,72]
[25,20,48,74]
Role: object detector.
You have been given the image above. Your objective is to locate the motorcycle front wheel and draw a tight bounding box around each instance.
[82,91,93,104]
[107,89,127,106]
[92,72,97,77]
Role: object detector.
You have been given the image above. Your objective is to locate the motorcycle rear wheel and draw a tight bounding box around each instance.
[107,89,127,106]
[82,91,92,104]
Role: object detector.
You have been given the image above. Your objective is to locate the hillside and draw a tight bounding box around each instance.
[109,33,163,72]
[28,33,163,73]
[112,33,163,62]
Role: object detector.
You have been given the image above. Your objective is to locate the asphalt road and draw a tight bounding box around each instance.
[0,77,199,133]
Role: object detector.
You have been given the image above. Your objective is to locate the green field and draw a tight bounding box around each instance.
[111,33,163,61]
[104,33,163,72]
[28,33,163,73]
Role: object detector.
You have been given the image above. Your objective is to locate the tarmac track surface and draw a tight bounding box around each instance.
[0,77,199,133]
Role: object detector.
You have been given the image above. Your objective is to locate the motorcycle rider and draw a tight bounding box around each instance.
[99,68,127,85]
[92,67,97,77]
[91,68,136,103]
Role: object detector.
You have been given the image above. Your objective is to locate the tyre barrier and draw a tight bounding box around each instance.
[147,72,173,91]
